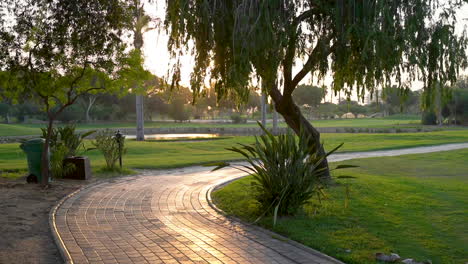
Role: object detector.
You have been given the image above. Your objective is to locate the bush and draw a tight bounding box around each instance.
[41,125,95,178]
[56,104,83,123]
[422,111,437,125]
[213,123,346,222]
[230,113,247,124]
[92,129,126,170]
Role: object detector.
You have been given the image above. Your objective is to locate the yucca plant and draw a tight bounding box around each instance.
[41,125,95,157]
[212,123,354,225]
[41,124,95,178]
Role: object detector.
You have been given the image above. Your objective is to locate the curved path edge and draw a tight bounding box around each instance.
[50,142,468,264]
[49,181,109,264]
[206,181,345,264]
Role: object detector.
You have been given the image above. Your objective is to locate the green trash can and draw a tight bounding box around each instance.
[20,138,47,183]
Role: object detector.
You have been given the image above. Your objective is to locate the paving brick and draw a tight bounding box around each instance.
[54,168,342,264]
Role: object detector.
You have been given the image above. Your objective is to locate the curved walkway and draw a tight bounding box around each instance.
[52,143,468,264]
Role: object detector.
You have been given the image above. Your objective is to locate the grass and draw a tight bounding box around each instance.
[212,149,468,264]
[2,130,468,174]
[0,116,427,137]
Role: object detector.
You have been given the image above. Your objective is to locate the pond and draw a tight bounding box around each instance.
[125,133,220,140]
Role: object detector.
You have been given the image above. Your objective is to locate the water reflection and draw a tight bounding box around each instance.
[126,133,220,140]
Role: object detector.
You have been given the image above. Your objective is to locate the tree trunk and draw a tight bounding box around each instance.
[272,106,278,135]
[40,119,53,186]
[272,94,331,179]
[136,94,145,141]
[5,113,10,124]
[85,95,97,123]
[261,91,267,127]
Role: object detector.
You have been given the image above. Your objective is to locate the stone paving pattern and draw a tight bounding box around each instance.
[54,143,468,264]
[55,167,340,264]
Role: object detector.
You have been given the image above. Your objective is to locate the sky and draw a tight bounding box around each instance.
[140,1,468,102]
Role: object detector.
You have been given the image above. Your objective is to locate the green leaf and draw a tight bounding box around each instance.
[325,143,344,157]
[273,203,279,227]
[203,161,230,172]
[80,130,97,139]
[336,175,357,179]
[335,164,360,170]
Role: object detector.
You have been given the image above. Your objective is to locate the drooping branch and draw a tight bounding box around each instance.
[290,36,333,92]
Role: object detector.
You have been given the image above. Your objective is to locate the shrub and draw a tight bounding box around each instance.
[422,111,437,125]
[56,104,83,123]
[212,123,348,223]
[41,125,95,178]
[92,129,126,170]
[230,113,247,124]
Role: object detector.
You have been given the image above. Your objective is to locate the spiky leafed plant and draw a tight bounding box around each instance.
[212,123,351,225]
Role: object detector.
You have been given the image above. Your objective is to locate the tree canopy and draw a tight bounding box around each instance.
[165,0,467,105]
[293,84,326,107]
[164,0,468,177]
[0,0,152,184]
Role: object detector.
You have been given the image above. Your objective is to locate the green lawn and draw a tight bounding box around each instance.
[1,130,468,174]
[212,149,468,264]
[0,116,426,137]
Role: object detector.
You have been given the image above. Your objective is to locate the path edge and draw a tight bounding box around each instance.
[49,180,108,264]
[206,177,346,264]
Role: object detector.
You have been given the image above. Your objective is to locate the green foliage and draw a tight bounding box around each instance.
[230,113,247,124]
[169,96,191,122]
[421,111,437,125]
[40,124,95,178]
[41,125,94,157]
[444,78,468,124]
[292,85,326,107]
[3,129,468,174]
[165,0,467,104]
[212,150,468,264]
[0,0,153,184]
[0,102,10,122]
[56,104,83,123]
[218,123,344,221]
[49,144,75,179]
[92,129,126,170]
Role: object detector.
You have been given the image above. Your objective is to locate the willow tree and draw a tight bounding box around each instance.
[165,0,467,176]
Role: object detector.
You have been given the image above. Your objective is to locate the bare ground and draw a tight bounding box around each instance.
[0,177,89,264]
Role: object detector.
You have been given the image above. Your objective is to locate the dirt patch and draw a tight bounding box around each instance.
[0,177,91,264]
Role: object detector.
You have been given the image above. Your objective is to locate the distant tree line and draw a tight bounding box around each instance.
[0,83,266,123]
[2,77,468,125]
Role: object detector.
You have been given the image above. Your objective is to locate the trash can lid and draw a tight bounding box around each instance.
[20,138,45,150]
[24,138,46,144]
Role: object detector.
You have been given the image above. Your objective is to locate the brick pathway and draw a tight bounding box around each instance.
[53,166,342,264]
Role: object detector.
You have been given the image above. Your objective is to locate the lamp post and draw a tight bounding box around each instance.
[115,130,123,169]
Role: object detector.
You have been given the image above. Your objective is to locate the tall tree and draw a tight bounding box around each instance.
[130,0,157,141]
[0,0,151,185]
[164,0,467,177]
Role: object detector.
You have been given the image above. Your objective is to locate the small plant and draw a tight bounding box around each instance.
[210,123,356,226]
[50,143,75,178]
[41,124,95,157]
[92,129,126,170]
[41,124,95,178]
[57,125,95,157]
